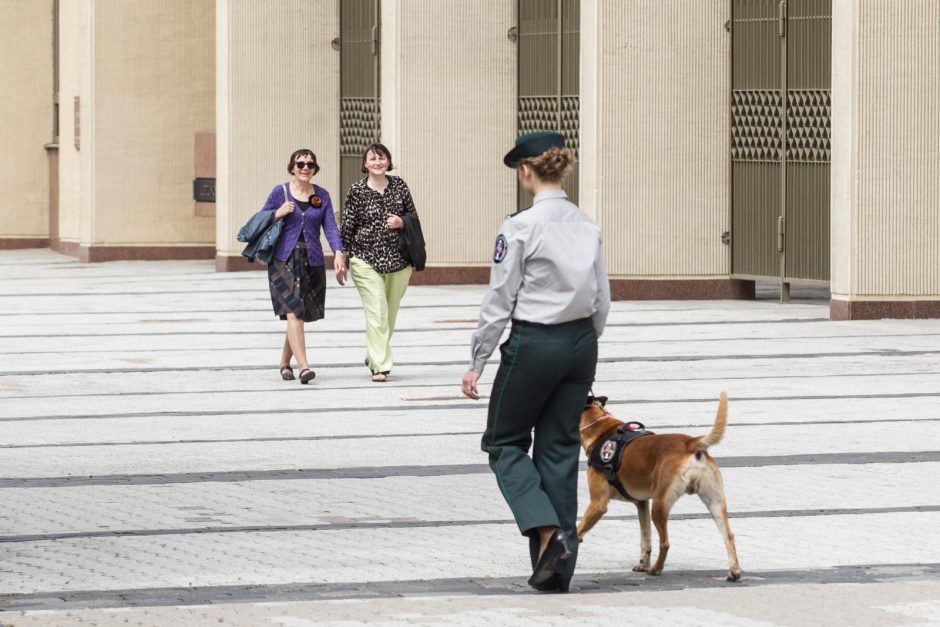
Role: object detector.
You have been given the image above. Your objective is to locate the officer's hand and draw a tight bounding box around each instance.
[461,370,481,400]
[274,201,294,220]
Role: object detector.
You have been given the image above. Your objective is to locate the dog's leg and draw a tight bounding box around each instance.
[648,498,673,576]
[632,500,652,572]
[576,473,610,542]
[698,467,742,582]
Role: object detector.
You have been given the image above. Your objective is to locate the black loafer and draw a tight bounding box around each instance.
[528,529,572,587]
[532,573,571,593]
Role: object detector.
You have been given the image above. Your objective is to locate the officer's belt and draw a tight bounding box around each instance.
[587,422,654,502]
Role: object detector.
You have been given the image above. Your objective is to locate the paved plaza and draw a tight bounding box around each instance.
[1,248,939,626]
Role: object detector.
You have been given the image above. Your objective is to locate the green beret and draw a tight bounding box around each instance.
[503,131,566,168]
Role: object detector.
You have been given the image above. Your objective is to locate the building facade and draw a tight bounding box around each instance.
[1,0,938,319]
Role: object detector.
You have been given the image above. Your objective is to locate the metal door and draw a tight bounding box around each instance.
[340,0,380,209]
[730,0,831,296]
[516,0,580,209]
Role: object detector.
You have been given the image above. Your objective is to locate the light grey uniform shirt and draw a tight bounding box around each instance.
[469,189,611,373]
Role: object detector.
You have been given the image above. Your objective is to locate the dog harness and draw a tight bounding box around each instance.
[587,421,654,501]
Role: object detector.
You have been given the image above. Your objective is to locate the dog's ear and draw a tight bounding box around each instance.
[585,395,608,408]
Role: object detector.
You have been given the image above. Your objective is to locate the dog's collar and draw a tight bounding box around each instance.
[580,410,612,432]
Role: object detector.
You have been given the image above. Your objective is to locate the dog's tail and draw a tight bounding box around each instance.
[688,392,728,453]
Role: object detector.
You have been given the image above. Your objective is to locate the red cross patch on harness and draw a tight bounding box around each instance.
[599,440,617,463]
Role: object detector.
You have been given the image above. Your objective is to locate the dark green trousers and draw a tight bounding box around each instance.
[481,317,598,577]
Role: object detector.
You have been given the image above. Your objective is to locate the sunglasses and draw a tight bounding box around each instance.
[294,161,316,170]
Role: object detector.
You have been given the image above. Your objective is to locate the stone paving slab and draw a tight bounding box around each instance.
[3,512,940,596]
[1,420,939,478]
[0,250,938,624]
[0,463,937,538]
[2,572,939,625]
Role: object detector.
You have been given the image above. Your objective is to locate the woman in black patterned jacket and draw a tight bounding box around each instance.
[340,143,417,383]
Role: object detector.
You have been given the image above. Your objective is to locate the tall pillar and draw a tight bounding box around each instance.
[0,0,53,249]
[380,0,516,283]
[580,0,751,300]
[50,0,217,261]
[830,0,940,319]
[215,0,341,271]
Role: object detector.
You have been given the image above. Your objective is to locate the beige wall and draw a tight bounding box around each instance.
[831,0,940,301]
[381,0,516,266]
[88,0,214,248]
[582,0,730,278]
[216,0,341,261]
[0,0,54,242]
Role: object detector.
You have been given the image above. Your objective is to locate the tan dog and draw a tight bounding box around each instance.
[577,393,742,581]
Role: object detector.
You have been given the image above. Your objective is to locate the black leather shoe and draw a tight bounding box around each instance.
[532,573,571,593]
[528,529,572,587]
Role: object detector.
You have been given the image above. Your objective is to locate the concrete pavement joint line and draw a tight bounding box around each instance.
[5,370,938,401]
[0,294,491,308]
[2,452,939,488]
[5,392,940,423]
[0,563,937,610]
[0,343,473,355]
[0,306,713,318]
[0,319,840,340]
[4,349,939,378]
[1,505,937,544]
[4,417,940,449]
[4,330,938,346]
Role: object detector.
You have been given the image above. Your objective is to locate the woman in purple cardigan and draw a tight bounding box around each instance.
[261,148,345,384]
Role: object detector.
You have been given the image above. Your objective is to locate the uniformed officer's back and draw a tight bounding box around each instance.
[462,131,611,593]
[498,191,605,329]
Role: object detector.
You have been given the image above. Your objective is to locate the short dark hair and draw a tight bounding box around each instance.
[360,143,394,173]
[288,149,320,175]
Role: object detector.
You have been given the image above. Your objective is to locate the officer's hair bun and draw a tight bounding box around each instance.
[521,147,575,183]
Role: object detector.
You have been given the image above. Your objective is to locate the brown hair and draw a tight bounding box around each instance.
[519,147,575,183]
[361,143,394,173]
[288,149,320,175]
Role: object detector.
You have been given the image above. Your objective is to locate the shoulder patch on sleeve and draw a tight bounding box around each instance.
[493,234,508,263]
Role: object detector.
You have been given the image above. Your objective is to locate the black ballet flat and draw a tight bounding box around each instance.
[280,366,295,381]
[299,368,316,384]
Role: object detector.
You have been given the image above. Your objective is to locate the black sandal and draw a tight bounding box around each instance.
[280,366,295,381]
[299,368,316,384]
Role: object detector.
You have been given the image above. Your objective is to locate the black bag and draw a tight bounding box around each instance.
[398,212,427,271]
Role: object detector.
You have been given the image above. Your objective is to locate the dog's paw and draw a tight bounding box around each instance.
[648,568,662,576]
[577,534,585,544]
[727,570,742,582]
[632,563,650,573]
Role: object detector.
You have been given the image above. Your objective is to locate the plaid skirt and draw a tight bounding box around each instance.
[267,242,326,322]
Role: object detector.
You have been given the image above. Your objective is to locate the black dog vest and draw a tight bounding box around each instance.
[587,422,654,501]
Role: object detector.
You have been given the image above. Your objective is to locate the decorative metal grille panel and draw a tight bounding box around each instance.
[731,89,782,162]
[517,95,579,158]
[340,97,380,156]
[786,89,831,163]
[560,95,579,158]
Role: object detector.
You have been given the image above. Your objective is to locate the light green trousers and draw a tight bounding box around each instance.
[350,257,412,374]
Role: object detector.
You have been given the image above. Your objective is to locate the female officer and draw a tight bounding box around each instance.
[461,131,610,593]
